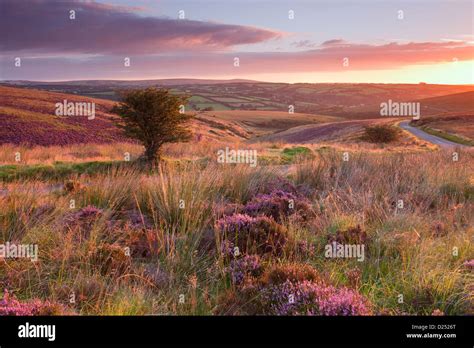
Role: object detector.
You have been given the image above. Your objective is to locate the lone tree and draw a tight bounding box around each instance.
[111,88,193,165]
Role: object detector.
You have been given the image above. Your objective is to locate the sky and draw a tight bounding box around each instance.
[0,0,473,83]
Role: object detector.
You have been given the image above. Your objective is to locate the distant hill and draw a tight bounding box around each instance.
[0,86,335,146]
[416,91,474,115]
[0,86,130,146]
[2,80,472,117]
[2,78,261,87]
[0,86,253,146]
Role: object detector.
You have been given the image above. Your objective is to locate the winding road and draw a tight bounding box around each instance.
[399,121,467,148]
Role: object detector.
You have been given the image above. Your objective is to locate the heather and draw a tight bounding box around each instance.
[0,290,67,316]
[216,214,289,256]
[0,144,473,316]
[216,263,371,315]
[259,280,370,315]
[242,189,314,222]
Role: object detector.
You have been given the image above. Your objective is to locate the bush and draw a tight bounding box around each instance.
[228,255,263,285]
[260,280,371,315]
[89,243,131,276]
[216,263,371,316]
[243,190,314,223]
[0,290,67,316]
[363,124,400,143]
[216,214,288,256]
[260,263,321,286]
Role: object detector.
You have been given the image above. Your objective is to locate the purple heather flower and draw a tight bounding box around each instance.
[215,214,288,256]
[228,255,262,285]
[463,259,474,271]
[260,280,370,316]
[243,190,312,222]
[216,214,257,235]
[0,290,65,316]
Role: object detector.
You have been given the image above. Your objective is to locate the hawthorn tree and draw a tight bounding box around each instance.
[111,88,193,165]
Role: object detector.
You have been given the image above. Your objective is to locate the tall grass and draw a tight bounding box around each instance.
[0,148,472,315]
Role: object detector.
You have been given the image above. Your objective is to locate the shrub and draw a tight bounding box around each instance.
[228,255,263,285]
[0,290,67,316]
[260,263,321,286]
[243,190,314,222]
[89,243,131,276]
[216,263,371,316]
[260,280,370,315]
[463,259,474,272]
[363,124,400,143]
[215,214,288,256]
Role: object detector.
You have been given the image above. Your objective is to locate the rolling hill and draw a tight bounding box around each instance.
[0,86,338,146]
[3,80,473,117]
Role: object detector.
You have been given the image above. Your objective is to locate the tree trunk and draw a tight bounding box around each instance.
[144,145,161,167]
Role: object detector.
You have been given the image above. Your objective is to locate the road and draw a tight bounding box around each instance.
[399,121,467,148]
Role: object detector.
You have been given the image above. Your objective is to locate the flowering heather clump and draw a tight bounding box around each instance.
[0,290,66,316]
[296,240,316,257]
[243,190,313,222]
[228,255,263,285]
[462,259,474,271]
[216,214,288,256]
[216,263,371,316]
[260,280,370,316]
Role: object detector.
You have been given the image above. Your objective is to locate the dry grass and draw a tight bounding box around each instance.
[0,143,473,315]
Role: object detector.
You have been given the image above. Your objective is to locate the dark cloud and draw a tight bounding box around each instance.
[321,39,348,47]
[0,0,281,55]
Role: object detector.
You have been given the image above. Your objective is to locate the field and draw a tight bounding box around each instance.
[0,83,473,317]
[5,80,474,117]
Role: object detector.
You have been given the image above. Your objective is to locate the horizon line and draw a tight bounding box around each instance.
[1,78,473,86]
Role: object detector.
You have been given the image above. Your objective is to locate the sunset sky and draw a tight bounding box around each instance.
[1,0,473,83]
